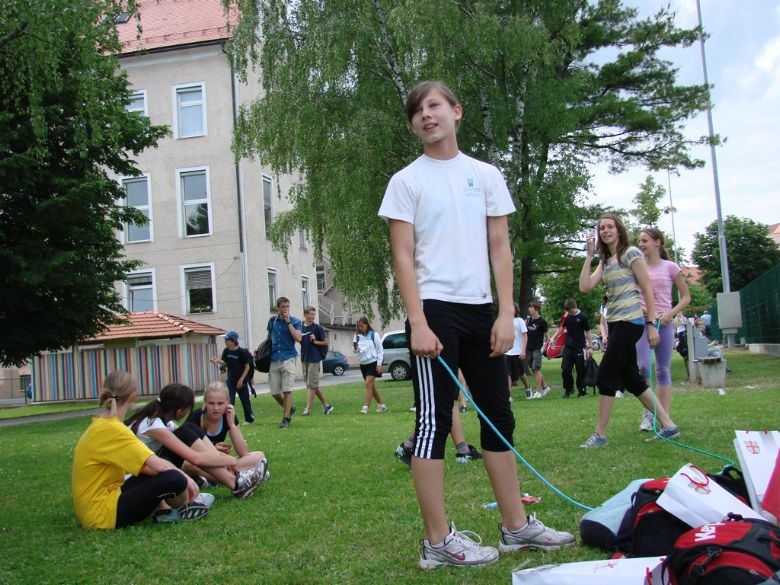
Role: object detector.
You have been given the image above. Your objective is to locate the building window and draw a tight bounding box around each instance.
[316,264,326,293]
[301,277,310,309]
[126,90,147,116]
[122,175,152,243]
[174,83,206,138]
[126,270,155,312]
[183,264,215,314]
[267,269,278,311]
[178,167,211,237]
[263,175,272,239]
[298,227,307,250]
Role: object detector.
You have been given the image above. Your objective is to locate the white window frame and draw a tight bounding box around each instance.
[298,227,307,250]
[176,166,213,238]
[126,89,148,116]
[263,174,273,239]
[301,276,310,310]
[172,82,207,139]
[267,268,278,312]
[181,262,217,315]
[120,173,153,243]
[124,268,157,312]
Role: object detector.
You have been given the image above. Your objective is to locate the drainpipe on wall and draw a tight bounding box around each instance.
[223,42,252,347]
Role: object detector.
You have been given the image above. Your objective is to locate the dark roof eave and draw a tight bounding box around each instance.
[117,38,227,59]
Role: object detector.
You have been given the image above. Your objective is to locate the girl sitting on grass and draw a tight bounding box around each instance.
[126,383,267,500]
[186,381,268,484]
[72,371,208,528]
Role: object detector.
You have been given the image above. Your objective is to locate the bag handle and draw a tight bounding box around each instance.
[681,464,711,487]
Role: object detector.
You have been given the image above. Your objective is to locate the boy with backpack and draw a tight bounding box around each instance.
[209,331,254,424]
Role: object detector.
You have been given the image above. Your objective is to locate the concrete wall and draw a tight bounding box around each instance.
[748,344,780,358]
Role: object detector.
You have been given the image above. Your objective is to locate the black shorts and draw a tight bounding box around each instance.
[359,361,381,380]
[408,300,515,459]
[505,355,527,382]
[157,422,206,469]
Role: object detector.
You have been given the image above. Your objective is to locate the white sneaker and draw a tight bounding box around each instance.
[532,391,542,399]
[541,385,551,397]
[639,408,654,432]
[419,525,499,569]
[360,405,369,414]
[498,514,576,552]
[615,390,624,398]
[193,492,215,509]
[376,404,388,413]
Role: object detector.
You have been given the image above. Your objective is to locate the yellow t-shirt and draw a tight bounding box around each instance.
[72,416,153,529]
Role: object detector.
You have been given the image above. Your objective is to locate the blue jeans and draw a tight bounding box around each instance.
[227,379,254,422]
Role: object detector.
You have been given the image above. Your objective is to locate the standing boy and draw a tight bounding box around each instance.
[554,298,593,398]
[300,306,334,416]
[525,301,551,397]
[265,297,302,428]
[210,331,254,423]
[379,80,574,569]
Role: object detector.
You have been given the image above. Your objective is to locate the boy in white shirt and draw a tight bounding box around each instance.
[379,80,574,569]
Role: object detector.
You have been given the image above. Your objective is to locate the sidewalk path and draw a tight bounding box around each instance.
[0,369,367,428]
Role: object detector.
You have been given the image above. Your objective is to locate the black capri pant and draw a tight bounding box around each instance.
[596,320,648,397]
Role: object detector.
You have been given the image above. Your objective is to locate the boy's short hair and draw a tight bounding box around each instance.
[304,306,316,313]
[529,300,541,312]
[276,296,290,308]
[405,81,460,126]
[564,298,578,310]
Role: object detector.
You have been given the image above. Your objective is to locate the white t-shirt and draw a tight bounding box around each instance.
[378,152,515,304]
[134,416,176,454]
[506,317,528,356]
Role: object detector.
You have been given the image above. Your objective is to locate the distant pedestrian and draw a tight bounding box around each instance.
[553,298,593,398]
[525,301,551,397]
[210,331,254,423]
[505,302,532,398]
[300,306,334,416]
[353,317,387,414]
[265,297,302,429]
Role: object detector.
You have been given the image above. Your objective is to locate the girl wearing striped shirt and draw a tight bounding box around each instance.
[578,214,681,448]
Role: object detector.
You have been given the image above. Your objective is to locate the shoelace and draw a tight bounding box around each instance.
[450,529,484,551]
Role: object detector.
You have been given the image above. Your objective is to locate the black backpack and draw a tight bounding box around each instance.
[241,347,255,381]
[615,478,691,557]
[314,324,328,360]
[663,516,780,585]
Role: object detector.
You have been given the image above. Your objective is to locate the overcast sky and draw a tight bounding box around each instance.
[588,0,780,261]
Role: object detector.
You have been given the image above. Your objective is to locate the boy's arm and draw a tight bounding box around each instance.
[389,220,442,358]
[487,215,514,357]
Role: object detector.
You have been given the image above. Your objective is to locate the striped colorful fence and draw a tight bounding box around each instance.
[31,339,222,402]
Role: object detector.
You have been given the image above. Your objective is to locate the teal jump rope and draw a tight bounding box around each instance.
[436,322,735,512]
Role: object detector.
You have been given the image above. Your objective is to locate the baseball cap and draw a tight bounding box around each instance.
[222,331,239,341]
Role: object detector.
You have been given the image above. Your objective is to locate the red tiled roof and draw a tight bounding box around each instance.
[681,266,703,285]
[82,312,226,342]
[117,0,237,54]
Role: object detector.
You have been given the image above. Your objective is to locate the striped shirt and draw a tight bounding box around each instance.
[602,246,644,323]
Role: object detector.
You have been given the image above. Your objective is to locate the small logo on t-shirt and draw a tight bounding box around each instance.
[463,177,481,197]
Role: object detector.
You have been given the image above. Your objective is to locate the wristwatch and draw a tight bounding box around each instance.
[645,319,658,327]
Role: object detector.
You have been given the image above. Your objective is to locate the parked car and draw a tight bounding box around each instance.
[322,351,349,376]
[380,330,412,381]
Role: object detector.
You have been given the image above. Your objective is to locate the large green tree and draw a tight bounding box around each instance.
[225,0,711,321]
[0,0,168,366]
[692,216,780,294]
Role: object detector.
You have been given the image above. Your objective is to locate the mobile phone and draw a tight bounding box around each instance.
[594,226,599,246]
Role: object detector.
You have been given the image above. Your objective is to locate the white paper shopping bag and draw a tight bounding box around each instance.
[512,556,666,585]
[734,430,780,511]
[657,463,763,528]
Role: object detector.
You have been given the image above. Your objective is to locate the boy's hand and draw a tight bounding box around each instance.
[410,325,443,359]
[490,315,514,357]
[216,442,233,454]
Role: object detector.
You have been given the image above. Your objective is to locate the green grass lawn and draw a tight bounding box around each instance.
[0,351,777,584]
[0,401,100,420]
